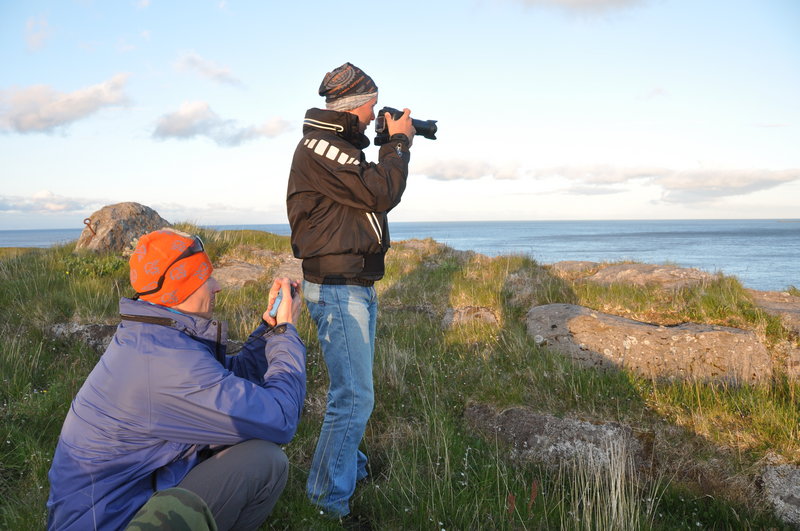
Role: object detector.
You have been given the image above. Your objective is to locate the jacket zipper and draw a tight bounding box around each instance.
[365,212,382,246]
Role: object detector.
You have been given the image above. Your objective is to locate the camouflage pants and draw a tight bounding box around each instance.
[126,487,217,531]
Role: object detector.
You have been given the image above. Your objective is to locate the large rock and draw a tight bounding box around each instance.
[587,263,715,289]
[762,464,800,526]
[526,303,772,382]
[465,403,651,470]
[747,289,800,335]
[76,202,170,253]
[213,246,303,290]
[50,323,118,354]
[213,260,270,289]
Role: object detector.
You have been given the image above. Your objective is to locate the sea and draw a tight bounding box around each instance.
[2,219,798,292]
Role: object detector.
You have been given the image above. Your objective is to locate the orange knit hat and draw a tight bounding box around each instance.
[129,229,213,306]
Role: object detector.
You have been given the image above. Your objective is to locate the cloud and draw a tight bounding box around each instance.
[418,160,800,204]
[135,0,151,8]
[26,16,52,51]
[418,160,523,181]
[532,165,664,184]
[0,74,129,133]
[175,52,242,86]
[658,169,800,203]
[563,186,626,195]
[0,191,97,213]
[152,101,290,146]
[514,0,645,11]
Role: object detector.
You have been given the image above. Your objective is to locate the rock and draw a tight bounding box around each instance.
[503,266,552,310]
[442,306,498,328]
[586,263,715,289]
[747,289,800,335]
[213,260,270,289]
[76,202,170,253]
[762,464,800,526]
[217,246,303,283]
[526,303,772,383]
[51,322,245,355]
[774,340,800,379]
[250,249,302,281]
[50,323,118,354]
[464,403,651,470]
[549,261,600,277]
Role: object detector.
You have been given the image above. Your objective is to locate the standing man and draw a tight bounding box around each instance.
[47,228,306,530]
[286,62,415,518]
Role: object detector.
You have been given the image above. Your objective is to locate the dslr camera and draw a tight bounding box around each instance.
[374,107,438,146]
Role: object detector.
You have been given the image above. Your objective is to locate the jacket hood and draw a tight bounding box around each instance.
[303,107,370,150]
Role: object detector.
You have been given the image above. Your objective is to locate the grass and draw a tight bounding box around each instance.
[1,229,797,529]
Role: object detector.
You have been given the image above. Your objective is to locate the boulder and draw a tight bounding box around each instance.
[464,403,651,470]
[442,306,498,329]
[549,261,600,278]
[217,246,303,283]
[50,323,118,354]
[248,249,303,281]
[526,303,772,383]
[213,260,270,289]
[76,202,170,253]
[586,263,715,289]
[747,289,800,335]
[761,464,800,526]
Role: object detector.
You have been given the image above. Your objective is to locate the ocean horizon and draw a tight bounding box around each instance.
[1,219,798,292]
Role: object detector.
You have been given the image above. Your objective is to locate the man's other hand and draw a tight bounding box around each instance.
[264,278,301,327]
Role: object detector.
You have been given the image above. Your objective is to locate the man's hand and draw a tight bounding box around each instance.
[264,278,301,326]
[386,108,415,145]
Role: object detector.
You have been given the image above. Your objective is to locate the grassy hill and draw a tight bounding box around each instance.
[1,225,797,529]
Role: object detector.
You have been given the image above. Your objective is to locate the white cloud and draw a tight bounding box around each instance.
[418,160,523,181]
[25,15,52,51]
[417,160,800,204]
[175,51,242,86]
[135,0,151,9]
[0,191,98,213]
[531,165,664,184]
[0,74,129,133]
[152,101,290,147]
[658,169,800,203]
[563,186,626,196]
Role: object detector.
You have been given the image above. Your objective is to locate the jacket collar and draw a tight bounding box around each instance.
[303,108,370,150]
[118,297,228,356]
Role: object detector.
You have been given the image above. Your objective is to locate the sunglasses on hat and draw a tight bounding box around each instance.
[136,235,205,298]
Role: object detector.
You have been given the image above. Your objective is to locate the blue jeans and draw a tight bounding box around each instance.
[303,281,377,517]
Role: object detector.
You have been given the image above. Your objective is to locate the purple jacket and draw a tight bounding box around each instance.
[46,298,306,530]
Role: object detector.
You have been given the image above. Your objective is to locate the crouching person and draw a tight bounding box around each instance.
[46,229,306,531]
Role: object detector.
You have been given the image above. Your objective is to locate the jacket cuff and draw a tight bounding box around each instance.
[389,133,410,145]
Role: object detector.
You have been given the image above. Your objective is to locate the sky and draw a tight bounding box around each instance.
[1,0,799,230]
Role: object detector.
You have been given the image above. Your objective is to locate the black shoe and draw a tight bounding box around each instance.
[339,512,373,531]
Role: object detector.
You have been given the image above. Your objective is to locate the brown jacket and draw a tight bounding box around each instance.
[286,108,410,285]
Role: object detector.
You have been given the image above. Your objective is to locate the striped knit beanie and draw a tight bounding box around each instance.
[319,62,378,112]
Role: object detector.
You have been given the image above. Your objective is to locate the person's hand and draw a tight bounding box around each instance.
[386,108,415,145]
[264,278,301,327]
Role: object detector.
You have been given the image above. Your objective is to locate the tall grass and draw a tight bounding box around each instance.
[556,437,663,530]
